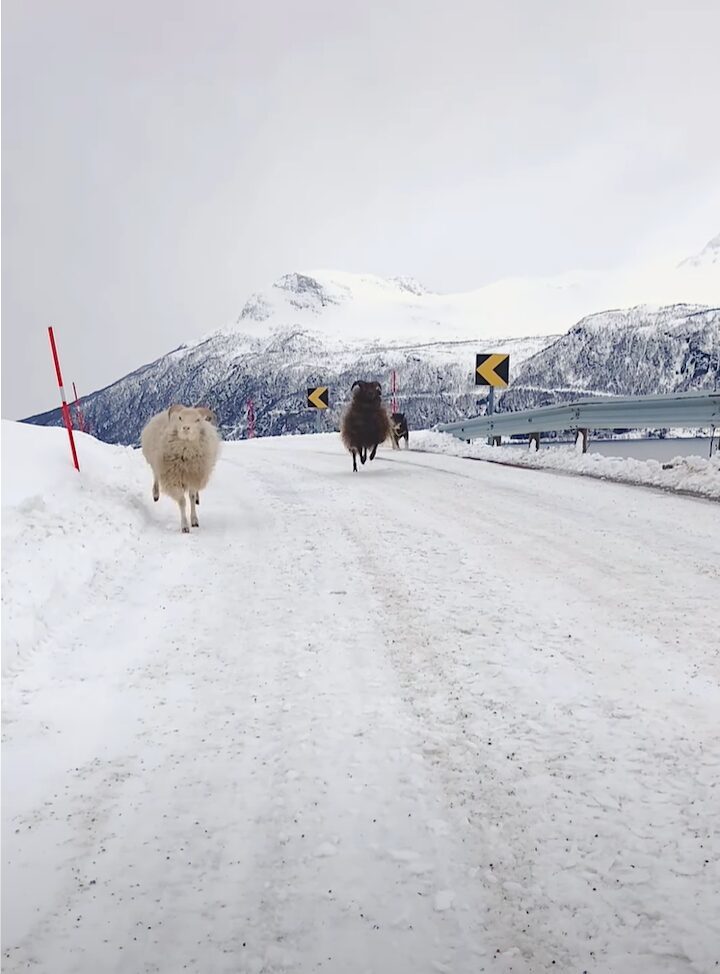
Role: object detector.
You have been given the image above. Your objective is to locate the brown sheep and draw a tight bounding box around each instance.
[340,381,391,472]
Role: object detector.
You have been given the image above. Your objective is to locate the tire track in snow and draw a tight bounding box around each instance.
[266,440,720,973]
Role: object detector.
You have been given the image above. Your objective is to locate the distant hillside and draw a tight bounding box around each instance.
[22,259,720,444]
[502,304,720,412]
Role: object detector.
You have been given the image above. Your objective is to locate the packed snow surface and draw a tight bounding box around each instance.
[2,422,719,973]
[413,431,720,500]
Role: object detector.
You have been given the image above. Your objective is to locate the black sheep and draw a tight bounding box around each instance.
[341,381,391,472]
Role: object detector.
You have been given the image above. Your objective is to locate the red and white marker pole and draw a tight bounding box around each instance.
[48,326,80,471]
[247,398,256,439]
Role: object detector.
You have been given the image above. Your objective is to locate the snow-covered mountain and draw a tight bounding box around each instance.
[679,233,720,269]
[22,309,553,445]
[227,235,720,345]
[502,304,720,412]
[228,267,571,344]
[22,239,720,444]
[23,270,559,444]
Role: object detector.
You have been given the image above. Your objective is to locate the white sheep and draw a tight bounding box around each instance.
[141,405,220,533]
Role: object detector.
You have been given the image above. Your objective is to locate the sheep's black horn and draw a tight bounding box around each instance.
[351,381,361,390]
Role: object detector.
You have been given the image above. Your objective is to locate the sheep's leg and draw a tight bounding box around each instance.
[152,475,159,502]
[179,493,190,533]
[190,491,199,528]
[180,497,190,533]
[369,443,378,461]
[195,491,200,506]
[352,450,358,472]
[359,447,367,465]
[168,488,190,533]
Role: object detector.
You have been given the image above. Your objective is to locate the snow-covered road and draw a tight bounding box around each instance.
[2,426,719,973]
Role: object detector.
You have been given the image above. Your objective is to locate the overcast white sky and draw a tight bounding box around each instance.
[2,0,719,418]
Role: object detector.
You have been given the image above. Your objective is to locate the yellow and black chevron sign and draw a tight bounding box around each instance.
[307,386,329,409]
[475,353,510,388]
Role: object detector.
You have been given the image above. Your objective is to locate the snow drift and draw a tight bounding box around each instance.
[2,422,155,675]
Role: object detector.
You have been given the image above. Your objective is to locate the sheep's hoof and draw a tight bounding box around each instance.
[182,526,190,534]
[191,518,199,528]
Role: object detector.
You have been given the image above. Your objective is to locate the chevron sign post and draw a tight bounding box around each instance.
[475,353,509,446]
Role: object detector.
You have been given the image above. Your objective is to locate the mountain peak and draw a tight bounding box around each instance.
[272,273,342,309]
[679,233,720,269]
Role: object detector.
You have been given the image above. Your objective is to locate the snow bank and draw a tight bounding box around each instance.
[1,422,148,675]
[412,429,720,499]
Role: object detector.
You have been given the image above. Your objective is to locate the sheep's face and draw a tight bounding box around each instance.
[167,405,205,442]
[351,380,382,405]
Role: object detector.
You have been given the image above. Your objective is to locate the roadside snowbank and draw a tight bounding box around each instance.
[413,429,720,499]
[1,421,148,675]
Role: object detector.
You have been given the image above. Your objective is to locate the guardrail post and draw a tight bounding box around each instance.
[486,387,496,446]
[574,428,589,454]
[529,432,540,452]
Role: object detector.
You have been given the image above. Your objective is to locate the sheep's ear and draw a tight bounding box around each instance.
[351,381,361,391]
[374,382,382,393]
[197,407,217,425]
[168,404,183,418]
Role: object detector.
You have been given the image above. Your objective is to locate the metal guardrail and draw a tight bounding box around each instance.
[436,391,720,441]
